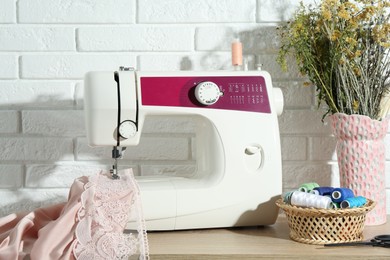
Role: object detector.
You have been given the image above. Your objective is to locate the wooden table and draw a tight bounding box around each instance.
[148,215,390,259]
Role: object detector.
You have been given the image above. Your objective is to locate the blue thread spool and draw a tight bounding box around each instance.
[331,188,354,203]
[299,182,320,192]
[340,196,367,208]
[313,186,334,196]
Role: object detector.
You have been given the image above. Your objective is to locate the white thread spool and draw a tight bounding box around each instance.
[290,191,332,209]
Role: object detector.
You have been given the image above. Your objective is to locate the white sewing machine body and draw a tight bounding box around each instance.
[84,69,283,230]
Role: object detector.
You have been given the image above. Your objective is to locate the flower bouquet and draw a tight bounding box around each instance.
[277,0,390,119]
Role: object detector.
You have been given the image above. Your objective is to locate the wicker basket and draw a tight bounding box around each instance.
[275,198,376,245]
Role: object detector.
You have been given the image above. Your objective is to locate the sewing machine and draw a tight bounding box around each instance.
[84,68,284,230]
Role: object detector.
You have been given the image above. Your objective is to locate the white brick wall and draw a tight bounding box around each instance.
[0,27,75,51]
[77,27,194,51]
[0,0,16,24]
[138,0,256,23]
[0,0,389,216]
[0,55,18,78]
[18,0,135,24]
[21,54,136,79]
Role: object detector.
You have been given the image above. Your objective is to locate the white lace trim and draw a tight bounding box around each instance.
[72,169,149,260]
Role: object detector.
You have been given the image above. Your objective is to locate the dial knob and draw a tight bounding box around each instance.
[118,120,137,139]
[195,81,223,105]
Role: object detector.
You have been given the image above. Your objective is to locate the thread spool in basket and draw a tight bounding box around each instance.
[290,191,333,209]
[298,182,320,193]
[331,188,354,203]
[283,190,295,204]
[340,196,367,209]
[331,202,340,209]
[313,186,334,196]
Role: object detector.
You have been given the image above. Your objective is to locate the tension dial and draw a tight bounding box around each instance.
[118,120,137,139]
[194,81,223,105]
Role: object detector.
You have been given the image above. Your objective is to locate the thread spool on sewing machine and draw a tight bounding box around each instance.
[84,68,284,230]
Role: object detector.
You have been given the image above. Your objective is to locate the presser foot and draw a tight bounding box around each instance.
[110,162,120,180]
[110,146,126,180]
[110,169,120,179]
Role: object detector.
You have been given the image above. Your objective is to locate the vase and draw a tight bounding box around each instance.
[330,113,388,225]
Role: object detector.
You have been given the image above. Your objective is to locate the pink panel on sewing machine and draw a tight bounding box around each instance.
[140,76,271,113]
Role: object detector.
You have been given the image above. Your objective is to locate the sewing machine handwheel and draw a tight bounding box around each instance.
[118,120,137,139]
[195,81,223,105]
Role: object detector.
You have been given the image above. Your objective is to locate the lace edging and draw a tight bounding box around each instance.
[72,169,149,260]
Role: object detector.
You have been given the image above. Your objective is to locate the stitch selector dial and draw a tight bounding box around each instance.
[195,81,223,105]
[118,120,137,139]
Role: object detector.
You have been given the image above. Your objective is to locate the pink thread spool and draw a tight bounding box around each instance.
[231,38,242,70]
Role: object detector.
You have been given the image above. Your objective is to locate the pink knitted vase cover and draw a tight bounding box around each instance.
[330,113,388,225]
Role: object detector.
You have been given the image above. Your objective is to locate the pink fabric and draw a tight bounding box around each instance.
[0,169,148,260]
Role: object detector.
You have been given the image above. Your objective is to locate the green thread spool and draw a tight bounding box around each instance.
[331,202,340,209]
[283,190,295,204]
[299,182,320,192]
